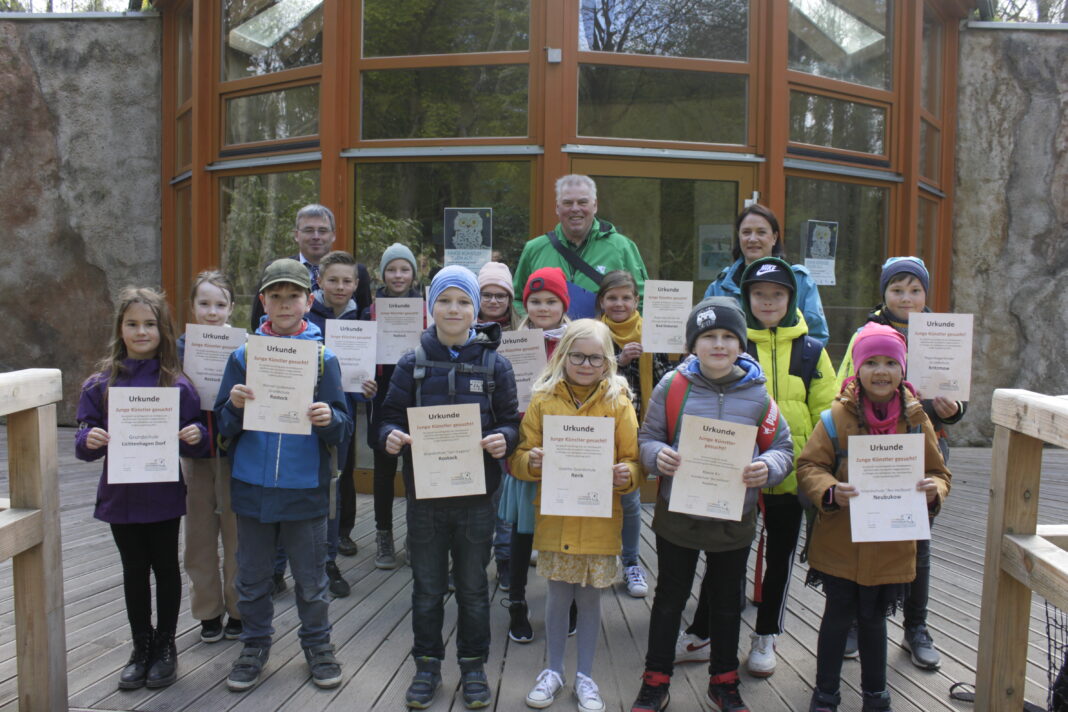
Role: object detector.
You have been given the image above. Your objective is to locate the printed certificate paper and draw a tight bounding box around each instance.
[183,324,246,408]
[907,312,973,400]
[408,403,486,499]
[641,280,693,353]
[325,320,377,393]
[540,415,614,518]
[376,298,424,364]
[497,329,547,412]
[243,335,317,435]
[107,387,180,484]
[669,416,756,521]
[848,433,931,543]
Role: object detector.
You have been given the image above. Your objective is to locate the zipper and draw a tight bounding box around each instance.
[769,328,779,400]
[273,435,282,485]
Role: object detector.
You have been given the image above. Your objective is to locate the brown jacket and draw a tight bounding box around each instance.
[796,382,951,586]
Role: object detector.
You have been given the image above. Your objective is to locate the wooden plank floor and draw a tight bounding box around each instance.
[0,429,1065,711]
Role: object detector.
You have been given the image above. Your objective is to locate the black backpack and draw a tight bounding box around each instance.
[745,334,823,396]
[411,344,498,422]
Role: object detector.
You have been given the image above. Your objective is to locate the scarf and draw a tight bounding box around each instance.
[563,380,598,408]
[863,394,901,435]
[600,311,654,411]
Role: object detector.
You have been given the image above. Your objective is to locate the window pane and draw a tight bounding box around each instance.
[578,65,747,144]
[361,66,528,139]
[917,196,938,276]
[219,169,321,329]
[579,0,748,62]
[175,184,192,318]
[176,110,192,169]
[225,84,320,145]
[363,0,529,56]
[919,119,940,182]
[789,91,886,155]
[785,176,888,363]
[177,7,192,105]
[222,0,323,81]
[353,161,531,285]
[788,0,892,90]
[922,8,943,115]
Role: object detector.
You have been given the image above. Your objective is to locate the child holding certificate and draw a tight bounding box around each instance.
[797,323,950,712]
[632,297,793,712]
[76,287,208,691]
[509,319,640,712]
[379,265,521,710]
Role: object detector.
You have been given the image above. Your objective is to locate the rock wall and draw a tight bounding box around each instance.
[953,26,1068,444]
[0,16,161,424]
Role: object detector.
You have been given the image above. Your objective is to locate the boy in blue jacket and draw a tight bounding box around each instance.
[380,265,521,709]
[214,258,353,692]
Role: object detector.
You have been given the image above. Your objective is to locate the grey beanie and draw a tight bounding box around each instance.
[685,297,748,352]
[379,243,418,277]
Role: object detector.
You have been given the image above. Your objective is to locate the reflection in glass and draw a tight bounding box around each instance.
[354,161,531,288]
[578,0,747,61]
[176,110,192,168]
[178,7,192,105]
[219,169,321,328]
[919,120,940,181]
[789,91,886,155]
[917,196,938,277]
[363,0,529,56]
[361,66,528,139]
[175,184,192,316]
[222,0,323,81]
[578,65,747,145]
[788,0,892,90]
[922,9,943,115]
[225,84,320,145]
[785,176,887,363]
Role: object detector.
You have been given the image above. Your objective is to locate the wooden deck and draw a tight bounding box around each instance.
[0,430,1064,711]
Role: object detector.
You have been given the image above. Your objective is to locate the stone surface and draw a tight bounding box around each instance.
[953,27,1068,445]
[0,17,161,424]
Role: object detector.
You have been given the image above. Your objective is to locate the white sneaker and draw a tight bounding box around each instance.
[526,668,563,709]
[674,629,711,663]
[530,549,539,566]
[747,633,777,677]
[574,672,605,712]
[624,565,649,598]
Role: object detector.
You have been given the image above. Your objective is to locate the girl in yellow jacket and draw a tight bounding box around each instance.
[509,319,640,712]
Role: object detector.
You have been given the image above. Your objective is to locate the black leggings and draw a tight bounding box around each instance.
[338,439,356,537]
[373,449,407,531]
[815,574,889,695]
[111,519,182,637]
[508,531,533,602]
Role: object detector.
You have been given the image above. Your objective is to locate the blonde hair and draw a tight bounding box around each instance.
[531,319,631,402]
[95,287,183,389]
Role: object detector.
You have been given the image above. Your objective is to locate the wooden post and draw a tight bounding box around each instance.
[975,424,1043,712]
[9,403,68,710]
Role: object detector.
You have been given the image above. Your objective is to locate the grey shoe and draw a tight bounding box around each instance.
[305,643,342,689]
[227,644,270,692]
[843,621,859,659]
[902,624,941,670]
[459,657,491,709]
[405,656,441,709]
[338,535,358,557]
[326,560,351,598]
[809,688,841,712]
[861,690,893,711]
[375,529,398,570]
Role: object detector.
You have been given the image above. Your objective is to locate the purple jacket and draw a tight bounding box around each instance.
[75,358,208,524]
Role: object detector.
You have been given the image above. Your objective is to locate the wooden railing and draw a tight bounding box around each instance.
[0,369,67,711]
[977,389,1068,711]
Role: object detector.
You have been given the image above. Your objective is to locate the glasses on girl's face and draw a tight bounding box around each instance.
[480,292,510,302]
[567,352,605,367]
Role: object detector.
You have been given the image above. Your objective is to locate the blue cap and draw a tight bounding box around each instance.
[428,265,480,315]
[880,256,929,297]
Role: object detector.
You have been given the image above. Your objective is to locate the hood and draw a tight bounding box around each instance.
[419,320,503,358]
[312,291,358,319]
[679,351,766,389]
[740,257,800,329]
[255,319,322,341]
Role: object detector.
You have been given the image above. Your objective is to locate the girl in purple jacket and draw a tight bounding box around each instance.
[75,287,208,691]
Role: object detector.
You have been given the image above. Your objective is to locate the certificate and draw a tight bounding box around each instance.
[668,416,755,521]
[324,320,377,393]
[183,324,247,409]
[107,387,180,484]
[242,335,317,435]
[408,403,486,499]
[540,415,614,518]
[497,329,547,412]
[376,298,424,364]
[907,313,973,400]
[641,280,693,353]
[848,433,931,543]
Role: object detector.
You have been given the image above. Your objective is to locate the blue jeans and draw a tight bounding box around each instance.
[407,499,494,661]
[236,514,331,649]
[621,489,642,567]
[492,482,511,562]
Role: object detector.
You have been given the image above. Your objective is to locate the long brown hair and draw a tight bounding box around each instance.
[97,287,183,388]
[731,204,785,262]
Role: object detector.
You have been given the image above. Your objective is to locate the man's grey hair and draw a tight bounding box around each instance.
[554,174,597,203]
[295,203,336,232]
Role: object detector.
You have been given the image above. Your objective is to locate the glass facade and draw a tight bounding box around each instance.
[787,0,893,90]
[579,0,749,61]
[224,84,320,146]
[789,91,886,155]
[363,0,530,56]
[222,0,324,81]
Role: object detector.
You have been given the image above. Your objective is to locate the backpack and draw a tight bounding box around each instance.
[744,334,823,396]
[411,343,498,422]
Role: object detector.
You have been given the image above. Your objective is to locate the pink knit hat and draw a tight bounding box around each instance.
[851,323,907,373]
[477,262,514,299]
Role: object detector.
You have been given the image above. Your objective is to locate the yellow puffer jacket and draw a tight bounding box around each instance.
[509,379,640,556]
[746,317,838,495]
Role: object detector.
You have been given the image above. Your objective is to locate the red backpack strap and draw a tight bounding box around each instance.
[664,371,692,447]
[755,396,780,453]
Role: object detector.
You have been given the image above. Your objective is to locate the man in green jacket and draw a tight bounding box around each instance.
[513,174,649,318]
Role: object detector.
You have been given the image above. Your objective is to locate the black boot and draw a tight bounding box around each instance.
[118,631,153,690]
[146,630,178,688]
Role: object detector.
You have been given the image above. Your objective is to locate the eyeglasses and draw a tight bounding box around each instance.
[567,352,605,367]
[298,227,333,236]
[480,292,510,302]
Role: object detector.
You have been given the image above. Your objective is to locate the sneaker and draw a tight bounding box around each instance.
[505,599,533,643]
[575,672,605,712]
[326,560,351,598]
[861,690,893,711]
[305,643,342,689]
[272,572,287,596]
[529,549,538,566]
[624,565,649,598]
[674,629,711,663]
[630,670,670,711]
[808,688,841,712]
[707,671,749,712]
[902,624,941,670]
[406,656,442,709]
[459,657,491,709]
[568,600,577,636]
[227,644,270,692]
[525,668,563,708]
[338,535,359,557]
[843,621,859,659]
[376,529,398,570]
[746,633,776,678]
[224,616,243,640]
[497,558,511,592]
[200,616,224,643]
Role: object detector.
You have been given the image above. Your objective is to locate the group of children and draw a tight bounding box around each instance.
[76,202,960,712]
